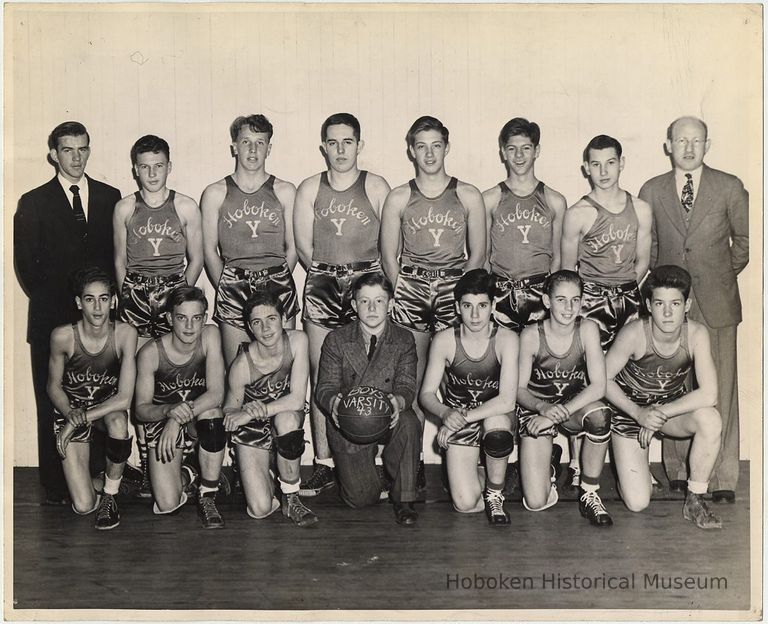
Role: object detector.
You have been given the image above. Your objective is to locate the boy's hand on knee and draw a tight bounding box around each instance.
[638,426,655,449]
[66,407,87,427]
[243,400,269,421]
[387,393,401,429]
[157,420,180,463]
[540,403,569,425]
[636,406,667,432]
[223,410,252,432]
[437,425,452,449]
[168,401,195,425]
[56,423,75,459]
[442,408,467,432]
[528,415,552,436]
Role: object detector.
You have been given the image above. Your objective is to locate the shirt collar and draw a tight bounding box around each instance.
[57,173,88,195]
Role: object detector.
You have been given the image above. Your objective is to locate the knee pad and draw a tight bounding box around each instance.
[582,404,612,444]
[197,419,227,453]
[106,436,133,464]
[483,429,515,459]
[276,429,305,460]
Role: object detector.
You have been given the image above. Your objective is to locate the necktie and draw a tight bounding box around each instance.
[368,335,377,361]
[70,185,87,237]
[681,173,694,215]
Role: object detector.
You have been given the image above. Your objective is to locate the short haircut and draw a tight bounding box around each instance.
[667,116,709,141]
[544,270,583,297]
[351,271,394,299]
[498,117,541,148]
[583,134,622,162]
[453,269,497,302]
[130,134,170,165]
[166,286,207,314]
[321,113,361,141]
[48,121,90,151]
[229,114,274,142]
[243,289,285,325]
[72,266,114,297]
[406,116,449,147]
[643,265,692,300]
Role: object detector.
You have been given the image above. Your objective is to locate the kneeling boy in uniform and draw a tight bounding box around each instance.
[135,286,227,528]
[223,291,317,526]
[606,265,722,529]
[516,270,613,526]
[49,267,138,529]
[420,269,518,524]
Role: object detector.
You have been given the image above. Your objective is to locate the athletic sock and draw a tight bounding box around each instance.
[580,475,600,493]
[280,478,300,495]
[103,475,122,496]
[569,458,579,469]
[486,480,504,492]
[687,479,708,495]
[199,477,219,496]
[315,458,334,469]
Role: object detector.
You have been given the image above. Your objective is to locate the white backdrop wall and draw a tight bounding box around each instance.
[6,4,762,467]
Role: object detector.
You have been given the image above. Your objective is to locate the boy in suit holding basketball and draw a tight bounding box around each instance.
[315,272,421,526]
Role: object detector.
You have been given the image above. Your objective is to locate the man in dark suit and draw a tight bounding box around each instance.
[639,116,748,504]
[316,272,421,526]
[14,121,121,504]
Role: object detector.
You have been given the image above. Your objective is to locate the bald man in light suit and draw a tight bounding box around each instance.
[639,116,748,504]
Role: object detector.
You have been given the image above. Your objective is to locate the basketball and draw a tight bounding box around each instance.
[337,386,393,445]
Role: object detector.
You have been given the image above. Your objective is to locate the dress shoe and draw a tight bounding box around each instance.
[393,501,418,526]
[711,490,735,504]
[668,480,687,493]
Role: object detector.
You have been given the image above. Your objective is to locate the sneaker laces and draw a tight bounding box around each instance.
[96,494,115,521]
[485,489,505,516]
[286,493,313,519]
[199,494,220,521]
[581,490,608,515]
[303,465,332,489]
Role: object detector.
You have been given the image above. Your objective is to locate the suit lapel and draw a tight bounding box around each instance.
[687,166,714,236]
[657,171,687,237]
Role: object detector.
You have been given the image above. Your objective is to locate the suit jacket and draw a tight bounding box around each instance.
[639,164,748,329]
[316,319,417,453]
[14,175,121,343]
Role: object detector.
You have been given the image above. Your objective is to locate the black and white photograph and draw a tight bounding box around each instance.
[4,2,762,621]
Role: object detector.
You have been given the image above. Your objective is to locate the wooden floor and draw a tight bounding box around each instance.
[11,463,751,613]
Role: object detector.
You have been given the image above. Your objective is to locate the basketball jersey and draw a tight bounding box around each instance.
[243,333,293,403]
[401,177,467,269]
[312,171,379,264]
[615,318,692,406]
[153,336,207,405]
[62,322,121,408]
[527,319,588,403]
[218,175,285,271]
[126,190,186,276]
[490,181,555,279]
[578,193,638,285]
[442,326,501,409]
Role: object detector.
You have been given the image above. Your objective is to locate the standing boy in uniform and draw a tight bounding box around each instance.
[516,271,613,527]
[483,117,566,332]
[606,265,723,529]
[380,116,486,486]
[48,267,137,529]
[293,113,391,496]
[201,114,300,366]
[113,135,204,494]
[560,135,652,491]
[135,287,227,529]
[420,270,518,525]
[223,291,317,526]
